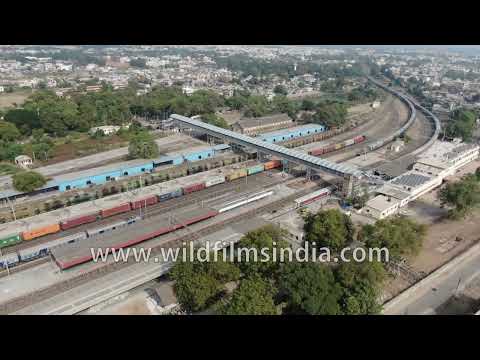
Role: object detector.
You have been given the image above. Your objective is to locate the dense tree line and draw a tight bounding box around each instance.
[444,108,477,142]
[439,171,480,219]
[169,208,427,315]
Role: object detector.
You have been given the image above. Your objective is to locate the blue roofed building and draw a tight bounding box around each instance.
[258,124,325,143]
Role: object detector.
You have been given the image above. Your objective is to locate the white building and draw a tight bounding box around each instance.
[89,125,128,136]
[15,155,33,169]
[413,140,480,178]
[371,100,381,109]
[0,86,4,93]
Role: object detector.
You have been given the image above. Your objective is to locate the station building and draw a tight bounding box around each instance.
[363,140,480,220]
[232,114,293,136]
[258,124,326,144]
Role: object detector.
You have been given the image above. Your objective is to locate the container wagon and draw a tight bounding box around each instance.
[60,213,99,231]
[131,195,158,210]
[182,182,206,194]
[205,175,226,188]
[246,164,265,176]
[264,160,282,170]
[0,253,20,269]
[226,168,248,181]
[100,203,132,218]
[0,233,22,249]
[22,224,61,241]
[18,232,88,262]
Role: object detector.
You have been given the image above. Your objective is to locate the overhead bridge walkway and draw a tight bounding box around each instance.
[171,114,363,178]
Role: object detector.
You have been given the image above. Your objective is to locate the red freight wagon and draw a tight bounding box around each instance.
[60,213,99,230]
[182,182,206,194]
[310,148,324,156]
[354,135,366,144]
[100,203,132,218]
[131,195,158,209]
[264,160,282,170]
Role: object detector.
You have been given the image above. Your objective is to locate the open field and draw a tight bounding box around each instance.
[0,90,33,109]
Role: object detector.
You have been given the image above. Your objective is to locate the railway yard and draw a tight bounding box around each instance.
[0,76,450,315]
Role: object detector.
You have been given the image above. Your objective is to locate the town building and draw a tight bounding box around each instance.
[231,114,293,136]
[14,155,33,169]
[89,126,122,136]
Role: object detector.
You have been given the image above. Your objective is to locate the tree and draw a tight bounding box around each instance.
[303,209,353,252]
[335,260,386,315]
[128,131,159,159]
[273,84,288,96]
[301,99,316,111]
[12,171,47,192]
[221,276,278,315]
[360,216,427,259]
[237,224,290,279]
[445,109,476,142]
[279,262,342,315]
[200,113,229,129]
[170,249,240,313]
[312,102,348,129]
[3,109,41,135]
[0,121,21,142]
[439,174,480,218]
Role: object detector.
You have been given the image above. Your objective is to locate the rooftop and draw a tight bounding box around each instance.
[259,123,325,139]
[390,172,432,188]
[365,194,401,212]
[235,113,293,129]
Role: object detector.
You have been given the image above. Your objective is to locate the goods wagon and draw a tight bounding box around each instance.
[158,188,183,202]
[60,213,99,231]
[310,148,324,156]
[0,253,20,269]
[54,210,219,270]
[101,203,132,218]
[354,135,365,144]
[205,175,226,188]
[247,164,265,176]
[344,138,355,147]
[131,195,158,209]
[264,160,282,170]
[226,168,248,181]
[334,143,343,150]
[182,182,206,194]
[0,234,22,249]
[22,224,61,241]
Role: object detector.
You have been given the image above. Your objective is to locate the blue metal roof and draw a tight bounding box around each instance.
[171,114,362,177]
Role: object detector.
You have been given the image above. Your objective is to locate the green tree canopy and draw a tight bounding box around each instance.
[128,131,159,159]
[445,109,476,142]
[360,216,427,259]
[279,262,342,315]
[303,209,354,252]
[335,260,386,315]
[200,113,229,129]
[221,275,278,315]
[12,171,47,192]
[273,84,288,96]
[439,174,480,219]
[237,224,290,279]
[0,121,21,142]
[3,109,41,135]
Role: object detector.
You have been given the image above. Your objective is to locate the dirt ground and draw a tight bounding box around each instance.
[382,159,480,301]
[0,91,32,109]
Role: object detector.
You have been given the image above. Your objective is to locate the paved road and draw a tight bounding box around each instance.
[383,243,480,315]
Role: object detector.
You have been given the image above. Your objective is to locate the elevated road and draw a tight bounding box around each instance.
[171,114,363,178]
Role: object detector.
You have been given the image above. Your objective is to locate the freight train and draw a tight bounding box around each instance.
[0,189,276,270]
[0,160,282,252]
[307,135,366,156]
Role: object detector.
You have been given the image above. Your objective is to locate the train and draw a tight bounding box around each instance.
[294,186,335,207]
[0,188,277,270]
[0,216,142,269]
[307,135,366,157]
[0,160,283,252]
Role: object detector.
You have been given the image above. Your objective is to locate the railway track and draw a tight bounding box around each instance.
[0,170,284,255]
[0,186,311,315]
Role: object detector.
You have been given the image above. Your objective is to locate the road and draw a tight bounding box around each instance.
[383,242,480,315]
